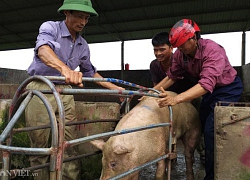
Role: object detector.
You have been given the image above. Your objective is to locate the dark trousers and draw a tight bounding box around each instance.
[200,76,243,180]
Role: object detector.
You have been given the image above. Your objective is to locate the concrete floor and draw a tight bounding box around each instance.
[139,141,205,180]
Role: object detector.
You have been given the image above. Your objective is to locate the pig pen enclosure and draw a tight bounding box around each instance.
[0,75,204,180]
[0,73,250,180]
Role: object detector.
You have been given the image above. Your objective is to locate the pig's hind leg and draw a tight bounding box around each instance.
[181,128,201,180]
[155,159,166,180]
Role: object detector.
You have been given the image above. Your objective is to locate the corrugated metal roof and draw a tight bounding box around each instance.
[0,0,249,51]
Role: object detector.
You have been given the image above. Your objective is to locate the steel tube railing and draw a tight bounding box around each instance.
[1,75,65,180]
[109,154,169,180]
[39,88,160,97]
[0,75,175,180]
[67,123,171,147]
[44,76,160,93]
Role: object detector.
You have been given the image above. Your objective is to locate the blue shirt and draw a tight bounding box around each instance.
[27,21,97,77]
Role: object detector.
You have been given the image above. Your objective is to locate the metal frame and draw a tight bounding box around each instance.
[0,75,175,180]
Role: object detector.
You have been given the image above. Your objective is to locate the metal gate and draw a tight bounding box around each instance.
[0,75,175,180]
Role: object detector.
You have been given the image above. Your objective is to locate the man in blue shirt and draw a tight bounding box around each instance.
[26,0,124,179]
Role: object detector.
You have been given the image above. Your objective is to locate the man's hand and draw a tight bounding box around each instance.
[61,68,84,87]
[138,90,154,101]
[116,86,126,102]
[138,96,145,101]
[157,87,179,107]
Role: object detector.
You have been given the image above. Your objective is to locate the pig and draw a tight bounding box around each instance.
[91,92,201,180]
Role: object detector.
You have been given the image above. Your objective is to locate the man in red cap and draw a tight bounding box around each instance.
[154,19,243,180]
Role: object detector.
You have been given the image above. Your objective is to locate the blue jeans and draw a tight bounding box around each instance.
[199,76,243,180]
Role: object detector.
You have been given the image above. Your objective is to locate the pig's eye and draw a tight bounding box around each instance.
[110,161,116,168]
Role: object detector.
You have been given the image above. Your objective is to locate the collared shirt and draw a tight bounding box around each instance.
[150,55,198,94]
[149,59,168,84]
[167,38,237,93]
[27,21,96,77]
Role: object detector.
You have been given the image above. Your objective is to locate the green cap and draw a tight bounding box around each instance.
[58,0,98,16]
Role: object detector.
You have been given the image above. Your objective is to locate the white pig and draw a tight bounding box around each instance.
[91,93,201,180]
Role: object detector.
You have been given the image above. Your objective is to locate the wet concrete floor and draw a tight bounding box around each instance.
[139,141,205,180]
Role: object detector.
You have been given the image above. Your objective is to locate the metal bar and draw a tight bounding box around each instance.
[39,88,161,98]
[12,119,120,133]
[44,76,160,93]
[17,150,102,172]
[67,123,170,147]
[167,106,173,180]
[0,145,51,155]
[2,151,10,180]
[121,41,124,79]
[108,154,169,180]
[0,92,32,143]
[124,97,131,114]
[29,90,59,150]
[241,31,246,66]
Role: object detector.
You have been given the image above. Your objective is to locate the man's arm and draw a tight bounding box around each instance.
[174,83,207,103]
[157,83,208,107]
[38,45,83,87]
[153,76,175,90]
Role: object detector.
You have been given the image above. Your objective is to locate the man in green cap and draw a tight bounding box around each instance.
[26,0,124,179]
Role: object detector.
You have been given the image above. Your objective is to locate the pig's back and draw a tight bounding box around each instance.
[116,96,169,130]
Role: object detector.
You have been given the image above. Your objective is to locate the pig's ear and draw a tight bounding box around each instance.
[90,139,105,150]
[113,145,131,155]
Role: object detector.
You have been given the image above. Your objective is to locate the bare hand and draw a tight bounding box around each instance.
[157,87,178,107]
[138,96,145,101]
[138,90,154,101]
[62,69,83,87]
[115,86,126,102]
